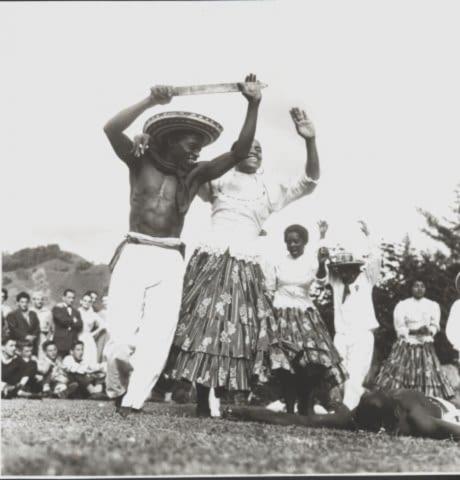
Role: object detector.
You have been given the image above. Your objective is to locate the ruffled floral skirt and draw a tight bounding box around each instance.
[268,306,348,390]
[166,248,277,391]
[372,339,455,399]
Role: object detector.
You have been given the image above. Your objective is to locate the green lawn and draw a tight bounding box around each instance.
[1,399,459,476]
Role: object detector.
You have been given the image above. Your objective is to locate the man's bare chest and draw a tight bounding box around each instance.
[131,165,179,202]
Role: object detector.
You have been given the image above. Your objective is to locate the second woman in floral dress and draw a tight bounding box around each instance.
[264,225,348,414]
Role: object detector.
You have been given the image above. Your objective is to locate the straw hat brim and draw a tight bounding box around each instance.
[329,261,365,269]
[143,111,223,147]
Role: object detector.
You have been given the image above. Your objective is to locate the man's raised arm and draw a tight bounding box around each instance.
[191,74,262,185]
[103,86,174,166]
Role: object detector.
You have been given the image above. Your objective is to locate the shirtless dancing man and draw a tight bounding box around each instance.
[224,389,460,441]
[103,74,262,416]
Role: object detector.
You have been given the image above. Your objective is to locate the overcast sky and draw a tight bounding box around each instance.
[2,0,459,264]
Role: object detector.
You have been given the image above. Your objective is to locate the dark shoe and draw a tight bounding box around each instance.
[89,392,109,401]
[65,382,80,399]
[17,390,42,400]
[196,406,211,418]
[16,389,32,398]
[114,394,125,412]
[149,391,164,403]
[55,382,79,399]
[117,406,131,418]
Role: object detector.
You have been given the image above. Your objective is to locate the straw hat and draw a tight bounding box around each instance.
[143,111,223,147]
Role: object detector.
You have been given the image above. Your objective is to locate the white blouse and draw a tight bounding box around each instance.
[394,297,441,344]
[78,308,101,334]
[267,252,325,310]
[198,170,317,259]
[446,299,460,352]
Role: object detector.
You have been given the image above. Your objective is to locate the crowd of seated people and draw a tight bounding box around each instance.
[1,287,109,400]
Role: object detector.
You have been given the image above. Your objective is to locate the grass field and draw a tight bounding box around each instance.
[2,399,459,476]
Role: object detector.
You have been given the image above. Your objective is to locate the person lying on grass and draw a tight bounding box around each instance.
[223,388,460,441]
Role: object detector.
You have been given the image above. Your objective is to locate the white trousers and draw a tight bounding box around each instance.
[334,330,375,410]
[105,242,185,410]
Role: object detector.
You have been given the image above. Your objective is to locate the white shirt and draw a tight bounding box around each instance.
[446,299,460,352]
[1,304,12,319]
[30,307,53,334]
[78,307,101,335]
[324,237,381,335]
[62,354,105,375]
[394,297,440,344]
[199,170,317,257]
[267,252,325,310]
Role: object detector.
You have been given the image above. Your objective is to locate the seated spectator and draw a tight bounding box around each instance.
[15,342,43,399]
[6,292,40,356]
[62,341,106,399]
[38,340,78,399]
[1,338,22,398]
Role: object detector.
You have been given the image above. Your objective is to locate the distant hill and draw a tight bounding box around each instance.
[2,245,110,304]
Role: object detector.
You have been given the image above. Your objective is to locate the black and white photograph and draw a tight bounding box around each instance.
[1,0,460,476]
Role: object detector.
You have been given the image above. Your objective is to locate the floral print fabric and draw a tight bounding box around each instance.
[372,339,455,399]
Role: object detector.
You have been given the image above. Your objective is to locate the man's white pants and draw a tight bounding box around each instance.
[334,330,375,410]
[105,242,184,410]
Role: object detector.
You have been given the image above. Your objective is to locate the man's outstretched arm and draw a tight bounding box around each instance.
[103,86,173,166]
[191,74,262,186]
[226,406,354,431]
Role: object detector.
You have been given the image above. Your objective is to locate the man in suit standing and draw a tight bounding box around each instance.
[6,292,40,355]
[52,289,83,358]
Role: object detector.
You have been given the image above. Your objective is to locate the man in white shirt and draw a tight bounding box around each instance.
[62,341,106,399]
[319,220,382,409]
[446,273,460,361]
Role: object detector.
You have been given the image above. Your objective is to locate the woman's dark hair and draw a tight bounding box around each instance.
[407,277,426,295]
[16,291,30,302]
[2,288,8,299]
[284,224,309,244]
